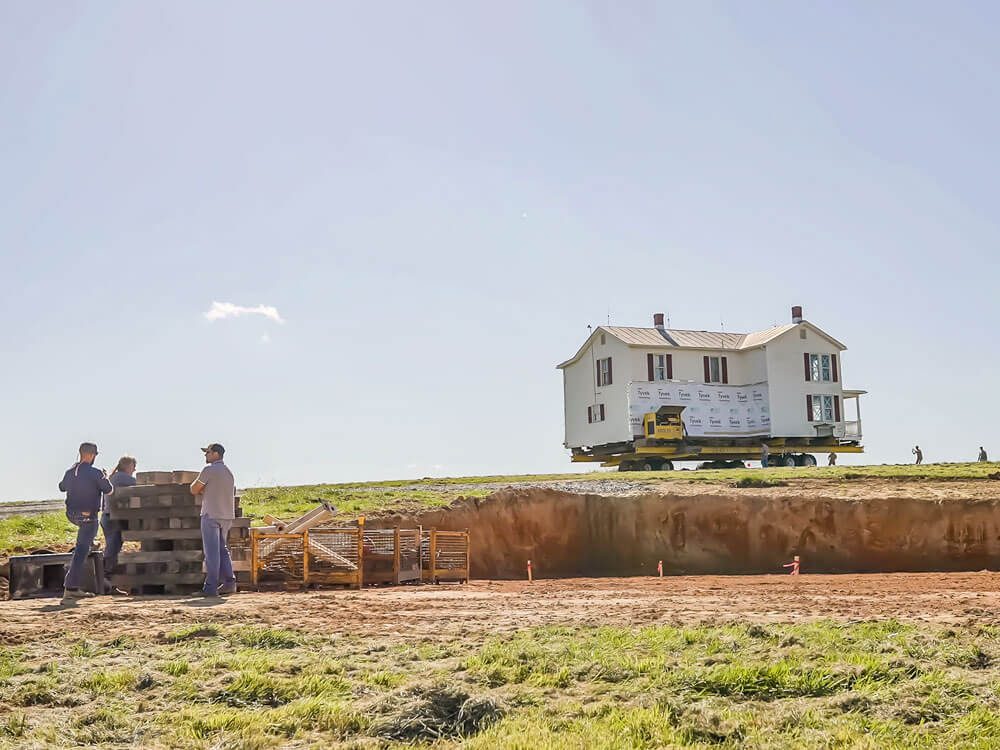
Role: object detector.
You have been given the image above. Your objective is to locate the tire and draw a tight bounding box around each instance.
[800,454,817,467]
[618,462,634,472]
[640,460,661,472]
[781,455,797,468]
[662,460,674,471]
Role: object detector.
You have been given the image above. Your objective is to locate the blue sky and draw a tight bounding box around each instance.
[3,2,999,501]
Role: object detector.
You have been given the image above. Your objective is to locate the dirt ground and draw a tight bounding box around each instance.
[3,572,1000,646]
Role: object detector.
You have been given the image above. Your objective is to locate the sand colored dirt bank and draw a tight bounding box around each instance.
[370,486,1000,578]
[2,573,999,645]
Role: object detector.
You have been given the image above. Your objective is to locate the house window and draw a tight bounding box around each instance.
[809,354,834,382]
[597,358,612,387]
[811,395,835,422]
[654,354,668,380]
[587,404,605,423]
[708,356,721,383]
[600,333,606,345]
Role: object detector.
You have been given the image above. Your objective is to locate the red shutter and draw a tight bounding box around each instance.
[596,360,601,388]
[804,353,811,381]
[647,353,654,381]
[834,396,841,422]
[600,404,605,421]
[806,395,813,422]
[721,357,729,384]
[607,358,612,385]
[831,354,839,383]
[666,354,673,380]
[587,406,593,424]
[703,356,711,382]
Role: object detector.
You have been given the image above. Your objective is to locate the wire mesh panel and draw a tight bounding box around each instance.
[435,532,470,576]
[362,529,397,584]
[252,532,305,585]
[422,530,470,583]
[398,529,421,583]
[307,528,361,588]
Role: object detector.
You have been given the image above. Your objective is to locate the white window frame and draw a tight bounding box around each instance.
[708,356,722,383]
[654,354,668,381]
[811,394,835,422]
[810,354,833,382]
[598,358,611,386]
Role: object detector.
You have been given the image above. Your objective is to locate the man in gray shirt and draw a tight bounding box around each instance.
[189,442,237,597]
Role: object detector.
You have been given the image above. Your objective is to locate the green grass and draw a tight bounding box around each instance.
[3,620,1000,748]
[5,462,999,556]
[0,512,75,555]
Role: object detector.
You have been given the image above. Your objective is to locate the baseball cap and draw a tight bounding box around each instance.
[201,443,225,456]
[79,442,98,455]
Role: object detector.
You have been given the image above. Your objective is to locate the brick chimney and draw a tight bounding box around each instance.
[792,306,803,324]
[653,313,665,330]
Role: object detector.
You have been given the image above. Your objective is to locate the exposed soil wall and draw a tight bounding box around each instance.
[369,489,1000,579]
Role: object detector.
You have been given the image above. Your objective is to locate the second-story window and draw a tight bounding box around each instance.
[805,353,838,382]
[703,355,728,383]
[647,353,673,381]
[596,357,613,387]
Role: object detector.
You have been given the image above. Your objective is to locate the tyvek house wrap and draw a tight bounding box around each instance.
[627,381,772,438]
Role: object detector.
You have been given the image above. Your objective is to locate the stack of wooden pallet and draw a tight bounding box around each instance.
[107,471,250,595]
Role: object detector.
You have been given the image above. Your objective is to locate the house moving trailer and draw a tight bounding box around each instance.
[557,306,866,470]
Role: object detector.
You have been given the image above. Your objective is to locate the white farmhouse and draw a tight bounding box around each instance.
[556,306,865,468]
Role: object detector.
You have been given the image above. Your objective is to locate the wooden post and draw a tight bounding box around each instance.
[250,529,259,589]
[465,528,471,584]
[393,527,401,585]
[429,528,438,584]
[303,530,310,587]
[356,517,365,589]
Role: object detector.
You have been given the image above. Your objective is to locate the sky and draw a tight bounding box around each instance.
[2,1,999,502]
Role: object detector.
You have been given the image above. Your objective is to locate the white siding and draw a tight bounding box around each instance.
[765,327,844,437]
[562,334,632,448]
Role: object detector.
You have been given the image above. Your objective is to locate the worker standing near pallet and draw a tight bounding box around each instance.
[189,443,237,597]
[101,455,136,595]
[58,442,113,600]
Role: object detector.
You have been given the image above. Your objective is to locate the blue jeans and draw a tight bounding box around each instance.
[100,513,123,578]
[761,456,768,468]
[201,516,235,594]
[65,516,99,590]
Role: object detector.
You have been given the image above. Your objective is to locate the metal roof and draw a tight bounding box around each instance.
[602,326,746,349]
[556,320,846,369]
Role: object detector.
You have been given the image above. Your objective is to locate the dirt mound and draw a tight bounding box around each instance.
[370,488,1000,578]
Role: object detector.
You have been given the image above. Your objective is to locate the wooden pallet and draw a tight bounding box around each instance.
[108,482,247,594]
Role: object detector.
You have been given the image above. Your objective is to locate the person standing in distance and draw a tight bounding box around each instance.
[59,442,113,599]
[102,455,137,594]
[189,443,236,597]
[912,445,923,465]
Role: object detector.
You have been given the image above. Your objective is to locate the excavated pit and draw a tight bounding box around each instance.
[371,488,1000,579]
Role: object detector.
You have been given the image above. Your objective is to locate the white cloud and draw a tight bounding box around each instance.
[260,333,271,344]
[204,301,284,324]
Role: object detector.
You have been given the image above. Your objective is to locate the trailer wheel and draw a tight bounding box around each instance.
[799,454,817,467]
[781,455,798,468]
[639,460,661,472]
[618,462,634,472]
[662,460,674,471]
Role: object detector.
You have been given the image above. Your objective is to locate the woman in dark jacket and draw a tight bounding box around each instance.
[102,455,136,594]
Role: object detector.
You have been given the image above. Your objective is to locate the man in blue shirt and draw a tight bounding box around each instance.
[58,442,113,599]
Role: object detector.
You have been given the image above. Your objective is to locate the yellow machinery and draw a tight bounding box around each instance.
[642,405,685,441]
